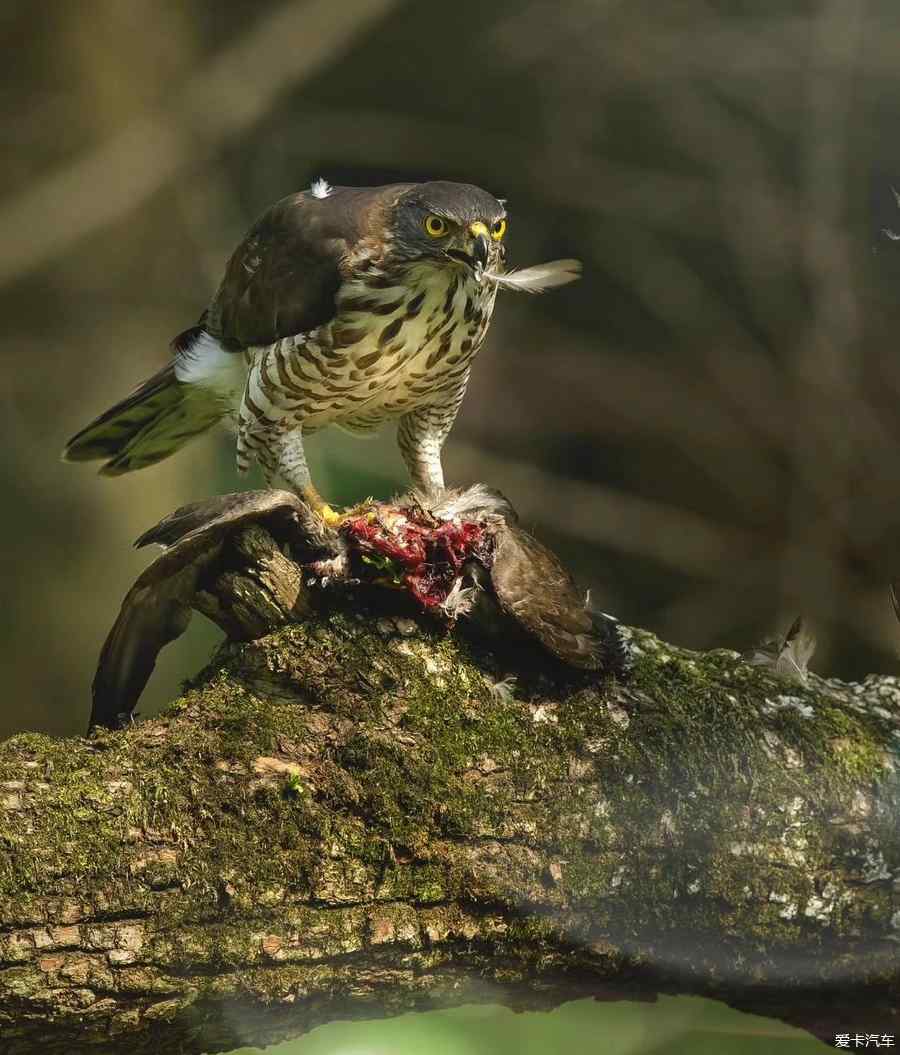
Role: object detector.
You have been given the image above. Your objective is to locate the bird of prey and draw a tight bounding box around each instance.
[64,179,580,517]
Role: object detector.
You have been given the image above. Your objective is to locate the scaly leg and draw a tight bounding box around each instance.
[260,428,342,525]
[397,381,468,496]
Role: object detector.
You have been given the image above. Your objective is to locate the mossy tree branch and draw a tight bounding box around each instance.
[1,536,899,1053]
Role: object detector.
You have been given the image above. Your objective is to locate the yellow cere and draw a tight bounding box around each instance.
[424,214,449,237]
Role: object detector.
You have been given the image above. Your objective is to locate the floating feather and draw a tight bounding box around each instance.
[483,258,582,294]
[309,177,332,199]
[744,615,816,685]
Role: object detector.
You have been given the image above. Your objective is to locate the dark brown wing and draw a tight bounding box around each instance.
[488,521,604,669]
[135,488,306,550]
[91,490,310,731]
[91,578,194,732]
[206,184,409,348]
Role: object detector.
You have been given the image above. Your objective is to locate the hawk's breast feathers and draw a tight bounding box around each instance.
[175,183,502,464]
[236,243,497,465]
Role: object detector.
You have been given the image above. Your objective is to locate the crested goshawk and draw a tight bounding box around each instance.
[64,180,578,515]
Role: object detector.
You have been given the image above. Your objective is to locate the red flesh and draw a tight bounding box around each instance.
[342,507,486,607]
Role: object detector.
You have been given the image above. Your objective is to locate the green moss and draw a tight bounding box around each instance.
[1,608,897,1006]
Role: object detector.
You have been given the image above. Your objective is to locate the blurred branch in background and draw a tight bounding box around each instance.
[0,0,400,286]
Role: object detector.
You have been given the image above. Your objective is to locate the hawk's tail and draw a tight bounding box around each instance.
[63,327,237,475]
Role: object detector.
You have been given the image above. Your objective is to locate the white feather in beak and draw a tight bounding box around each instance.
[483,258,582,294]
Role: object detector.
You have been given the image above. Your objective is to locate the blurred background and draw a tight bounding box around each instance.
[3,1,893,1050]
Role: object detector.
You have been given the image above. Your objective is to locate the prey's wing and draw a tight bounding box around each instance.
[135,489,306,550]
[91,490,307,731]
[488,521,603,669]
[91,576,194,733]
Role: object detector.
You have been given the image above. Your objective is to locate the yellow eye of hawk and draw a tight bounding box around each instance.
[424,214,449,237]
[490,218,507,241]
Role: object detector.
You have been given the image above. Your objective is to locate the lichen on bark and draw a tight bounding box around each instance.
[0,597,898,1053]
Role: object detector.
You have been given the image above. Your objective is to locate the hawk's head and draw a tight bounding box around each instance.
[387,181,508,281]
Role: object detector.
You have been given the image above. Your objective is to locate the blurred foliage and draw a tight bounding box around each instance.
[227,996,830,1054]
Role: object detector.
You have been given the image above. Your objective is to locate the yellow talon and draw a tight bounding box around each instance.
[320,504,344,528]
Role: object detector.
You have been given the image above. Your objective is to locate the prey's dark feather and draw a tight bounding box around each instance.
[92,580,194,732]
[91,490,311,731]
[135,489,307,550]
[744,615,816,685]
[487,520,605,669]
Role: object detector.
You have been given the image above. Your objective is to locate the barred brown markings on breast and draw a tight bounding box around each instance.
[424,319,447,343]
[296,365,323,386]
[406,291,426,317]
[356,350,380,369]
[243,391,275,425]
[296,344,323,369]
[445,366,471,385]
[333,327,368,347]
[273,348,306,396]
[321,379,357,393]
[379,318,404,347]
[442,277,458,314]
[370,296,405,316]
[460,338,473,354]
[426,331,454,369]
[340,297,378,313]
[259,357,282,400]
[367,275,398,290]
[463,297,475,323]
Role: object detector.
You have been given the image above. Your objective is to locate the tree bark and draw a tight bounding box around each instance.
[1,526,899,1053]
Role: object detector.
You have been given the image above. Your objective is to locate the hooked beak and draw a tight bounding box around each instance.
[446,222,491,281]
[469,222,490,280]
